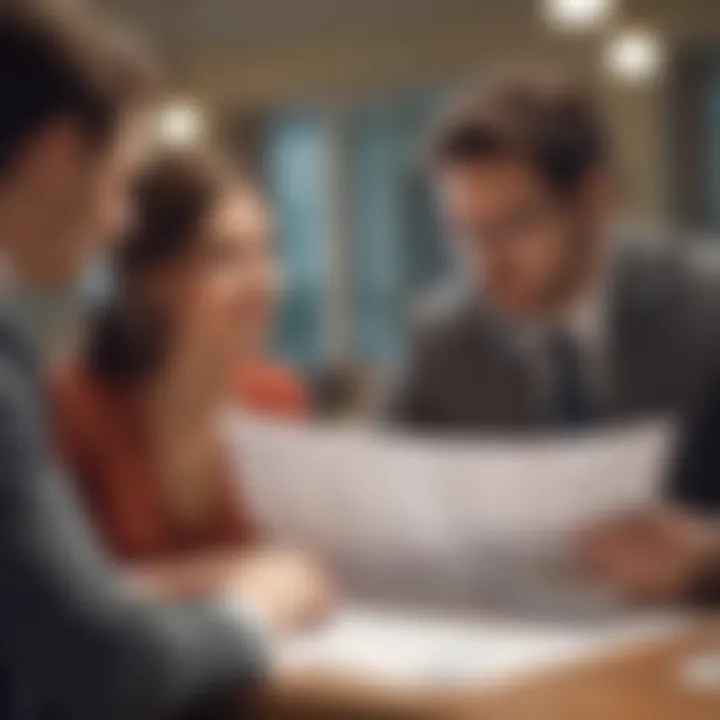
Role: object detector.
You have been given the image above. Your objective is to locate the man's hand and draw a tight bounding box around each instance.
[230,549,336,635]
[577,507,720,604]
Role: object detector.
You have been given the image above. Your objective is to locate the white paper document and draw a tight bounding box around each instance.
[230,418,683,689]
[277,604,687,690]
[227,417,674,609]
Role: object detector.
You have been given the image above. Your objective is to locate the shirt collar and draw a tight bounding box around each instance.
[513,245,612,355]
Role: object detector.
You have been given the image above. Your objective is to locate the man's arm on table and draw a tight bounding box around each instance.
[670,372,720,514]
[665,336,720,604]
[0,361,267,719]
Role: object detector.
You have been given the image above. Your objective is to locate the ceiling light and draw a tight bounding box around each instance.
[156,101,205,146]
[543,0,615,32]
[604,28,665,83]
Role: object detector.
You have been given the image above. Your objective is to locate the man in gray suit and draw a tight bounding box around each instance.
[391,69,720,604]
[0,2,330,718]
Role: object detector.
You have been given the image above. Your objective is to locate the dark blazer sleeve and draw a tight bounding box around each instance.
[0,359,266,719]
[669,374,720,513]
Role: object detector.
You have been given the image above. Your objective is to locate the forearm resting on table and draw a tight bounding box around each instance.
[128,547,337,637]
[127,549,247,601]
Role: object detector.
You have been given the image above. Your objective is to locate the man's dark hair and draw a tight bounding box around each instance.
[0,0,155,178]
[429,68,609,194]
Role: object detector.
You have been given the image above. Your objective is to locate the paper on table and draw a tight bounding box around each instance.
[277,604,688,690]
[227,416,675,608]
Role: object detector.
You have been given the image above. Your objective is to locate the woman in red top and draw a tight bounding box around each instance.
[52,150,317,601]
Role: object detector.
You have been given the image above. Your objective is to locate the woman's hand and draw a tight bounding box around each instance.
[229,549,337,635]
[127,550,245,601]
[128,548,337,634]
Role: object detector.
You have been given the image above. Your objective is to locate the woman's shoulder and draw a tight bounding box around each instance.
[233,361,310,418]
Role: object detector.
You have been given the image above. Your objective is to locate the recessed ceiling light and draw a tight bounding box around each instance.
[604,28,665,83]
[543,0,616,32]
[156,101,205,146]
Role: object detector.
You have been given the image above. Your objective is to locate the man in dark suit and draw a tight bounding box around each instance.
[0,3,330,718]
[391,69,720,604]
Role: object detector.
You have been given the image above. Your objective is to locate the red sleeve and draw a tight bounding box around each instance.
[234,362,311,419]
[49,367,99,487]
[48,366,126,552]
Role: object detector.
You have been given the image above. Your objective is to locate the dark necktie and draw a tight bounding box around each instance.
[547,330,595,427]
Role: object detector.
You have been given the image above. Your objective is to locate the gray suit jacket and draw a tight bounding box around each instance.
[0,313,265,719]
[390,238,720,510]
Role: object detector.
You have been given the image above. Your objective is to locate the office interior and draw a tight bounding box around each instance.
[101,0,720,417]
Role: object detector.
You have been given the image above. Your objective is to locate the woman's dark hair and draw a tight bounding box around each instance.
[87,149,234,384]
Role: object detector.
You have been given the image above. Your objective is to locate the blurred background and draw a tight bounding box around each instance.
[100,0,720,409]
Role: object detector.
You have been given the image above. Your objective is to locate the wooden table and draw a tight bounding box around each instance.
[258,618,720,719]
